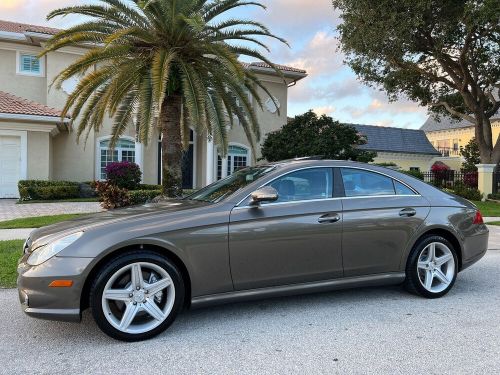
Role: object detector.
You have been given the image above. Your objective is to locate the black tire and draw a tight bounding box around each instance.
[90,250,184,341]
[404,235,458,299]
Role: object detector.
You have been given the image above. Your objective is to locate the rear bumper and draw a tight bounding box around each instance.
[461,226,489,271]
[17,255,93,322]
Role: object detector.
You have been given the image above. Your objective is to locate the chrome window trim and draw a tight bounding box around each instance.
[234,165,420,208]
[232,194,421,210]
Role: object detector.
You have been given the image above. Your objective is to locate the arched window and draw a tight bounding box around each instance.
[99,138,136,179]
[217,144,249,180]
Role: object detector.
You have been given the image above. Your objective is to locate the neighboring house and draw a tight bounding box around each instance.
[421,115,500,170]
[353,124,441,171]
[0,19,307,198]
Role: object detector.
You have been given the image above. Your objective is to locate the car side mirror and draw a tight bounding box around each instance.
[249,186,279,205]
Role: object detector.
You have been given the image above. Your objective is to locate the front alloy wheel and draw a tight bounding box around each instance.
[90,251,184,341]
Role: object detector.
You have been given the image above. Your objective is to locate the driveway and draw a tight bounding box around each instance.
[0,199,102,221]
[1,254,499,374]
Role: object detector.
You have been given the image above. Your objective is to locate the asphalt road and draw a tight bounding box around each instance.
[1,248,499,375]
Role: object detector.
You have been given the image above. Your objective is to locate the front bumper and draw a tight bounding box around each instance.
[17,254,94,322]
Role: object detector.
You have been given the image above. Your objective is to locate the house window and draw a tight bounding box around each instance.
[453,139,459,151]
[99,138,136,179]
[17,53,43,76]
[217,145,249,180]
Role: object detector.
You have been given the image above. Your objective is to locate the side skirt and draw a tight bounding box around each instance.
[191,272,406,309]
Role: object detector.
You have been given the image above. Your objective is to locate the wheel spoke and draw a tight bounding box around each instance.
[147,278,171,295]
[427,243,435,262]
[119,302,139,331]
[435,253,453,267]
[417,261,428,270]
[143,300,166,321]
[434,269,450,285]
[131,263,144,289]
[424,270,434,290]
[104,289,131,302]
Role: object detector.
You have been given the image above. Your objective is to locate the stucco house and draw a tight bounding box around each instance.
[0,19,307,198]
[353,124,441,171]
[421,115,500,171]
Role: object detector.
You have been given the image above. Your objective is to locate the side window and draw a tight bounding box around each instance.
[268,168,333,203]
[341,168,395,197]
[394,181,416,195]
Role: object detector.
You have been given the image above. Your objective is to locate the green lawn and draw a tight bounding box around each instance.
[17,197,99,204]
[0,240,23,288]
[472,201,500,217]
[0,214,85,229]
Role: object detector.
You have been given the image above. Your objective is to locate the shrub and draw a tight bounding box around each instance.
[401,170,424,180]
[129,190,162,205]
[463,171,478,188]
[94,181,130,209]
[451,183,482,201]
[105,162,142,190]
[488,193,500,201]
[18,180,80,201]
[138,184,162,191]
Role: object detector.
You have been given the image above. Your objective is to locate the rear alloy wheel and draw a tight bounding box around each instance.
[405,236,458,298]
[90,251,184,341]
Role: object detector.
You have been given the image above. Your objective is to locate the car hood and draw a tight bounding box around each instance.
[27,199,210,247]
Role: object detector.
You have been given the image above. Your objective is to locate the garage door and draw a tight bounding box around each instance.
[0,135,21,198]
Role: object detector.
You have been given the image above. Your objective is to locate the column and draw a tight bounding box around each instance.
[206,137,215,186]
[475,164,496,201]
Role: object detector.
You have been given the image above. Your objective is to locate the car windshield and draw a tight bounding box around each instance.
[186,166,276,203]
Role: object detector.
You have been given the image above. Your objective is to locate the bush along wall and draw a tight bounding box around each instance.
[18,180,80,201]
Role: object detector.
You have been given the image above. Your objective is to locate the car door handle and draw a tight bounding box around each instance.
[399,208,417,217]
[318,213,341,223]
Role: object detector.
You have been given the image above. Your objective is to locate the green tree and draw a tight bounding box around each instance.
[42,0,286,196]
[332,0,500,163]
[460,138,481,171]
[261,111,376,162]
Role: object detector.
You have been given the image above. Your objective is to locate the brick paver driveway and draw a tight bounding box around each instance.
[0,199,102,221]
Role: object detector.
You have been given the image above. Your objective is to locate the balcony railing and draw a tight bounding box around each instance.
[436,147,461,157]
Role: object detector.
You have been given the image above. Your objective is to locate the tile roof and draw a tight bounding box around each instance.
[0,91,67,118]
[420,116,474,132]
[242,62,307,75]
[354,124,441,155]
[0,19,60,35]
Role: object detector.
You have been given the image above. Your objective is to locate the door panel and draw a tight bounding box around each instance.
[229,199,343,290]
[341,196,430,276]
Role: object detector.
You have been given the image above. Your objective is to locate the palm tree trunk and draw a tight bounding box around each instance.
[160,94,183,197]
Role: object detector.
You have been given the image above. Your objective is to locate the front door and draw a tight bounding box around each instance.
[339,167,430,276]
[229,168,343,290]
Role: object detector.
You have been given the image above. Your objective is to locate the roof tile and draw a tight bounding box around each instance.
[0,91,67,118]
[0,19,60,35]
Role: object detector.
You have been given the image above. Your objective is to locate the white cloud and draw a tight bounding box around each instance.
[314,105,336,116]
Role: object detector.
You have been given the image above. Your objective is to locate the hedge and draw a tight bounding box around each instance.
[129,190,162,205]
[18,180,81,201]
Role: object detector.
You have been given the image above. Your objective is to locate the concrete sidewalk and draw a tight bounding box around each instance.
[0,228,32,241]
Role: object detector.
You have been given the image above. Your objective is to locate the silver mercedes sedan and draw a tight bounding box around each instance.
[17,159,488,341]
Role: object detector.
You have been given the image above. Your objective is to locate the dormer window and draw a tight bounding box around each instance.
[17,52,44,77]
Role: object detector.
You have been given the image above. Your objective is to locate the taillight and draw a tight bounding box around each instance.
[473,211,484,225]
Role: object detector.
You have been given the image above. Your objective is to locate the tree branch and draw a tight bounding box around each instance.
[431,101,476,123]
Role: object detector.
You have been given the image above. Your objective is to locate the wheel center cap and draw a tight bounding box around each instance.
[133,290,145,303]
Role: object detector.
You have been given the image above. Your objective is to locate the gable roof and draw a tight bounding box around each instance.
[0,19,60,36]
[0,91,68,119]
[420,116,474,132]
[242,62,307,75]
[354,124,440,155]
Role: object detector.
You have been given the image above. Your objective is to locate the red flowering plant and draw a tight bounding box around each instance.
[431,162,451,187]
[105,161,142,190]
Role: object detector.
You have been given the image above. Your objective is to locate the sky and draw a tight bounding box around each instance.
[0,0,429,129]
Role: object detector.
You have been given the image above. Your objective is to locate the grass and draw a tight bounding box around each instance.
[0,214,85,229]
[17,197,99,204]
[471,201,500,217]
[0,240,23,288]
[487,221,500,226]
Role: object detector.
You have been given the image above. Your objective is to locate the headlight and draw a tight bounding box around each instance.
[27,232,83,266]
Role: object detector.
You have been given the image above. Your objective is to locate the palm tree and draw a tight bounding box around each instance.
[42,0,287,196]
